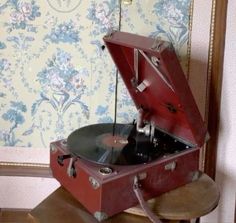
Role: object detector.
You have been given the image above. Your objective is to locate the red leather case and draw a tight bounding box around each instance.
[103,31,207,147]
[50,31,207,221]
[50,140,199,221]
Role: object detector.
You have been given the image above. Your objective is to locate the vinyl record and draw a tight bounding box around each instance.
[67,123,160,165]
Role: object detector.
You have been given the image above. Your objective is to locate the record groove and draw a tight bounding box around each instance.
[67,123,160,165]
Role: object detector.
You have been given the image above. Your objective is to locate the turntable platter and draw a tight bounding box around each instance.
[67,123,160,165]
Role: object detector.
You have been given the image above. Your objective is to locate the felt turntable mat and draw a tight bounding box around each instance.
[67,123,161,165]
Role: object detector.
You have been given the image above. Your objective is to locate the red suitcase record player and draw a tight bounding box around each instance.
[50,31,208,221]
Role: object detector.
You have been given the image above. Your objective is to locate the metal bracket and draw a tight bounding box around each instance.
[50,145,57,153]
[138,50,174,92]
[151,38,173,52]
[134,48,139,84]
[133,49,150,93]
[89,176,100,189]
[150,37,163,51]
[94,211,108,221]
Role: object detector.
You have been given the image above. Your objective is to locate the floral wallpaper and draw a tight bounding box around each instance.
[0,0,191,148]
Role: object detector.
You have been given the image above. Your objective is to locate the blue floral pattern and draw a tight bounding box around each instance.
[0,101,27,146]
[28,49,90,143]
[45,21,81,44]
[7,34,34,50]
[0,92,6,98]
[0,58,10,72]
[87,0,118,35]
[96,105,113,123]
[0,0,191,147]
[0,58,12,91]
[36,49,88,99]
[151,0,191,51]
[4,0,41,32]
[0,58,19,99]
[0,41,6,49]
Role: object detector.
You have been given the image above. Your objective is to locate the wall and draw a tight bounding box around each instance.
[0,176,59,209]
[0,0,190,148]
[201,0,236,222]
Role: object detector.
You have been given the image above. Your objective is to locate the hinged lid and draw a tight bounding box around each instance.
[103,31,207,147]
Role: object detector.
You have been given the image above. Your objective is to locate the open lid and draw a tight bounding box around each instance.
[103,31,207,147]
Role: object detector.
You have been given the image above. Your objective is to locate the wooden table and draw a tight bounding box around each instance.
[28,172,219,223]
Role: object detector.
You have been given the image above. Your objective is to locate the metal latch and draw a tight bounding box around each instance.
[67,158,77,178]
[57,154,72,166]
[164,161,177,171]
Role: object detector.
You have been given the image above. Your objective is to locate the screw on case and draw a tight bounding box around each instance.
[151,56,160,67]
[165,103,177,113]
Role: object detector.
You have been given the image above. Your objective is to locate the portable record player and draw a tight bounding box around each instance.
[50,31,208,221]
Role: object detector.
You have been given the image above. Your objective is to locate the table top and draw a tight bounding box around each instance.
[125,172,220,220]
[28,172,219,223]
